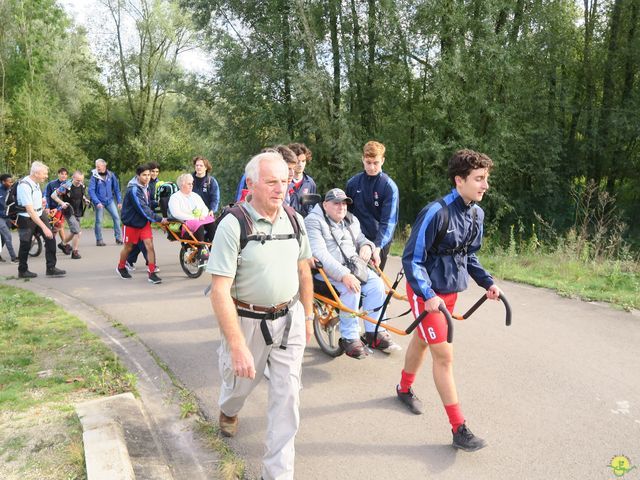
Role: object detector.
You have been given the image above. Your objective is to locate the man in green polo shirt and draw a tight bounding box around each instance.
[207,151,313,480]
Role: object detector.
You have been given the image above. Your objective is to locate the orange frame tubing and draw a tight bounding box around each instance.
[371,263,408,301]
[313,267,411,337]
[160,221,212,248]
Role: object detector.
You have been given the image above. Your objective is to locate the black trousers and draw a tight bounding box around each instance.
[17,212,57,272]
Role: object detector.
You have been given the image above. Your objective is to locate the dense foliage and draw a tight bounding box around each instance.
[1,0,638,246]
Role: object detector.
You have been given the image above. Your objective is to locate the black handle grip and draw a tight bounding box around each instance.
[461,293,512,326]
[404,303,454,343]
[500,293,512,326]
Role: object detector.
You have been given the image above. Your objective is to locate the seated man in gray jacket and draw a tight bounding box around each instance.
[305,188,400,358]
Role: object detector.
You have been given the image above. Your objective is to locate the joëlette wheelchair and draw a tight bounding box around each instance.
[157,187,211,279]
[302,194,512,359]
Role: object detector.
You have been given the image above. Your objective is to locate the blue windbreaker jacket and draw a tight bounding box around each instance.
[88,169,122,206]
[346,171,399,248]
[120,181,162,228]
[402,188,494,300]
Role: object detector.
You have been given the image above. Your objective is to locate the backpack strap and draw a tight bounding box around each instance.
[225,203,303,252]
[282,204,303,247]
[430,198,449,253]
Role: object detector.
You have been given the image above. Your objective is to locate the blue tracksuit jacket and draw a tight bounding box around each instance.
[120,181,162,228]
[288,173,317,216]
[346,171,399,249]
[192,173,220,213]
[44,179,63,209]
[402,188,494,300]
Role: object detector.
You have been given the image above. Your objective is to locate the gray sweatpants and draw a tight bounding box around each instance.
[218,301,305,480]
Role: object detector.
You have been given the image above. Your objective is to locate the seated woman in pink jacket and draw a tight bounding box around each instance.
[167,173,215,242]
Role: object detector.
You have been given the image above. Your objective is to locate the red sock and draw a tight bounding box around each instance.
[445,403,465,432]
[118,261,125,269]
[399,370,416,393]
[148,263,156,273]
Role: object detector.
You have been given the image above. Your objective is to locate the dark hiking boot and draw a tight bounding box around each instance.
[340,338,368,359]
[219,412,238,437]
[452,423,487,452]
[365,331,402,352]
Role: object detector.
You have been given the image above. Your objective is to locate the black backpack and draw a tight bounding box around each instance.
[430,198,477,255]
[4,180,33,220]
[213,203,303,252]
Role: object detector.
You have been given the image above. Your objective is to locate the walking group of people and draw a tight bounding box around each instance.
[1,140,504,480]
[204,141,503,480]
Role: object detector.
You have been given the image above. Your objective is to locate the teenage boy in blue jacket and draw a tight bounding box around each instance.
[396,149,503,452]
[346,141,399,270]
[116,163,167,284]
[89,158,123,246]
[287,143,317,216]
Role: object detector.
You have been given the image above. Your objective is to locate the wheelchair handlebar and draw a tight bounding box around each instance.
[457,293,512,326]
[405,303,454,343]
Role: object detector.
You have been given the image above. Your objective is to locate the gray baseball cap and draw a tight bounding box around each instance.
[324,188,353,204]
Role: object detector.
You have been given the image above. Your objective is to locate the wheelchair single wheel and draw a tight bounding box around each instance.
[29,233,42,257]
[179,244,204,278]
[313,299,343,357]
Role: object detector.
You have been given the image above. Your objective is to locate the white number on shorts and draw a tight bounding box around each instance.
[427,327,437,340]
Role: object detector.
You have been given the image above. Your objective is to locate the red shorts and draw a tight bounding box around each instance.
[122,223,152,244]
[51,209,65,230]
[406,281,457,344]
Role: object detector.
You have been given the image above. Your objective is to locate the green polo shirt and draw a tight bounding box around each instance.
[206,202,311,306]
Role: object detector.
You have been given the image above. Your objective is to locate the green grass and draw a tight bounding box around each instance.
[479,251,639,310]
[0,284,136,479]
[389,240,639,311]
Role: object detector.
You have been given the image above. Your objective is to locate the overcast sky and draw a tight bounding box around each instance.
[57,0,212,75]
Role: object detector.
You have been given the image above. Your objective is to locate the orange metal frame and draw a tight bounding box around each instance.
[160,221,212,248]
[313,266,412,336]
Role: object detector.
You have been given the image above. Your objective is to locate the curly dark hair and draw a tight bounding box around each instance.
[448,149,493,185]
[288,143,312,162]
[192,155,212,173]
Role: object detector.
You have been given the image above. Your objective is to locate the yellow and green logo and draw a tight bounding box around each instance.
[608,455,637,478]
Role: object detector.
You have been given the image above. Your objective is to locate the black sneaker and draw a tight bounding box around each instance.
[57,242,69,254]
[452,423,487,452]
[115,239,124,245]
[71,250,81,259]
[46,267,66,277]
[396,385,424,415]
[116,266,132,279]
[96,240,106,246]
[18,270,37,279]
[340,338,368,359]
[11,257,19,264]
[148,272,162,284]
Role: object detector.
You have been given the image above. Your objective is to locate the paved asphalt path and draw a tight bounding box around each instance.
[2,229,639,479]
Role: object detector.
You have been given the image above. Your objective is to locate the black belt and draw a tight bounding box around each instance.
[236,294,299,350]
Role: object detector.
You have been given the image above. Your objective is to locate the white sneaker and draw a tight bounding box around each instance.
[125,261,136,272]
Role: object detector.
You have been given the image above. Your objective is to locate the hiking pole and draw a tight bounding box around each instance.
[405,303,454,343]
[453,293,512,326]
